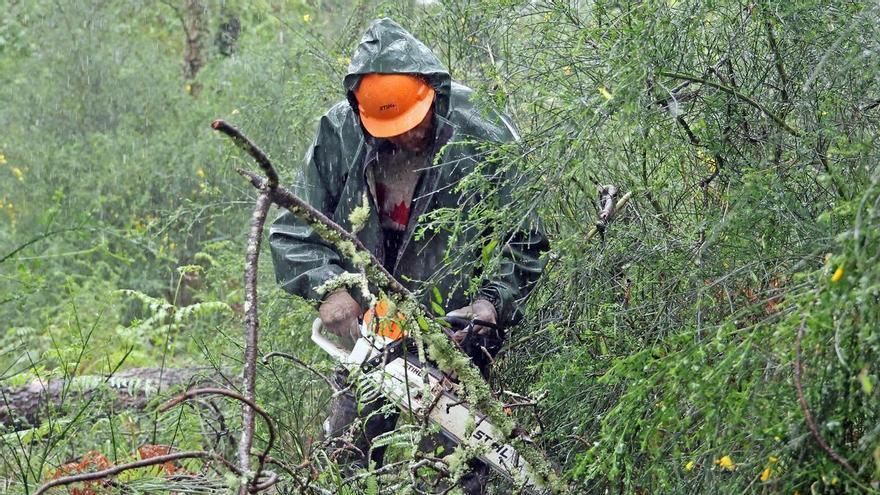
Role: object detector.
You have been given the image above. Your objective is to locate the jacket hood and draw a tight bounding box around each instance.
[343,18,452,119]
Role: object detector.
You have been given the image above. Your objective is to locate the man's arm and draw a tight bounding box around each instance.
[268,112,348,302]
[473,109,550,329]
[476,222,549,328]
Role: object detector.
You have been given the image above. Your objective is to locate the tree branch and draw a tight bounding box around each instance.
[212,120,279,188]
[238,191,272,493]
[658,70,801,137]
[765,20,790,103]
[236,168,411,297]
[34,451,240,495]
[794,320,858,478]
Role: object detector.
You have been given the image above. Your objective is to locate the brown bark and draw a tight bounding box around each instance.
[183,0,208,94]
[0,367,229,430]
[239,192,272,491]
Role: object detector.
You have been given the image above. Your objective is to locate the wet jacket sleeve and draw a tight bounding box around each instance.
[475,114,549,328]
[268,114,347,302]
[477,217,549,329]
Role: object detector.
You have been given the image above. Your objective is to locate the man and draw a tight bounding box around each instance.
[269,18,547,493]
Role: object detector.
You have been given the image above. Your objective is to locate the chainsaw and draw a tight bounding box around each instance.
[310,316,547,493]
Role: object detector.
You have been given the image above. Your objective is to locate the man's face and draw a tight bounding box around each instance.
[387,108,434,153]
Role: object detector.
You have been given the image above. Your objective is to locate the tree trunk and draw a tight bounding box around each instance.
[0,367,230,430]
[183,0,208,95]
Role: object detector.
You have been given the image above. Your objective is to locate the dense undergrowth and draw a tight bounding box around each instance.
[1,1,879,494]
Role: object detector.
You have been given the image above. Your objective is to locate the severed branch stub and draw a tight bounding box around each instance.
[587,185,631,242]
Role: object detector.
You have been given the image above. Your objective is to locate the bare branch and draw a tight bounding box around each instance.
[33,451,239,495]
[212,120,279,188]
[236,168,412,297]
[238,191,272,492]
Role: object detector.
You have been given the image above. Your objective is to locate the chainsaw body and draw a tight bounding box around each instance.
[310,318,544,493]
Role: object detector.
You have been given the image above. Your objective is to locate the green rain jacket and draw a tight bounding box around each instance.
[268,18,547,328]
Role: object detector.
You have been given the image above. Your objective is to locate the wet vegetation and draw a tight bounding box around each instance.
[2,1,879,493]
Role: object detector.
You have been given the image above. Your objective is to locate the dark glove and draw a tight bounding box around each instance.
[446,299,503,375]
[447,299,497,340]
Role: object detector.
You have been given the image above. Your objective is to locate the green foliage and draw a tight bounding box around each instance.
[2,0,879,493]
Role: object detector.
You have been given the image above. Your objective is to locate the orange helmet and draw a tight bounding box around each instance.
[354,73,435,138]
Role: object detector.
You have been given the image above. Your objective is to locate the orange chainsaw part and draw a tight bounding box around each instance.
[363,298,404,340]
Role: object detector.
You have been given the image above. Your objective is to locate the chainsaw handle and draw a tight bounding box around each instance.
[310,318,349,361]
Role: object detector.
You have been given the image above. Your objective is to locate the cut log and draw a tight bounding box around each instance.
[0,367,232,430]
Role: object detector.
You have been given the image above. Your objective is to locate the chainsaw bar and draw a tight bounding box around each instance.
[311,319,546,493]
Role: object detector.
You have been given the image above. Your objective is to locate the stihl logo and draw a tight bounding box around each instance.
[473,429,518,463]
[380,103,397,111]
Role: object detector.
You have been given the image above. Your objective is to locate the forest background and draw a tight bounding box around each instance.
[1,0,879,493]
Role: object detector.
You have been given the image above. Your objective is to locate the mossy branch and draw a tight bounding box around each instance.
[235,168,409,297]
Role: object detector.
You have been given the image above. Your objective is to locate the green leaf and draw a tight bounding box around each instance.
[431,301,446,316]
[482,238,499,265]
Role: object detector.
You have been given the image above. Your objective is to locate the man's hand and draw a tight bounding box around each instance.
[446,299,497,344]
[319,289,362,344]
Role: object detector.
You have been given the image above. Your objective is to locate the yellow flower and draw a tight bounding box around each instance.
[831,266,844,282]
[303,14,311,23]
[598,86,613,101]
[0,153,6,165]
[696,149,717,167]
[760,467,772,481]
[715,455,735,471]
[768,455,778,464]
[185,83,192,94]
[11,167,24,181]
[684,460,694,472]
[563,66,573,76]
[196,168,206,179]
